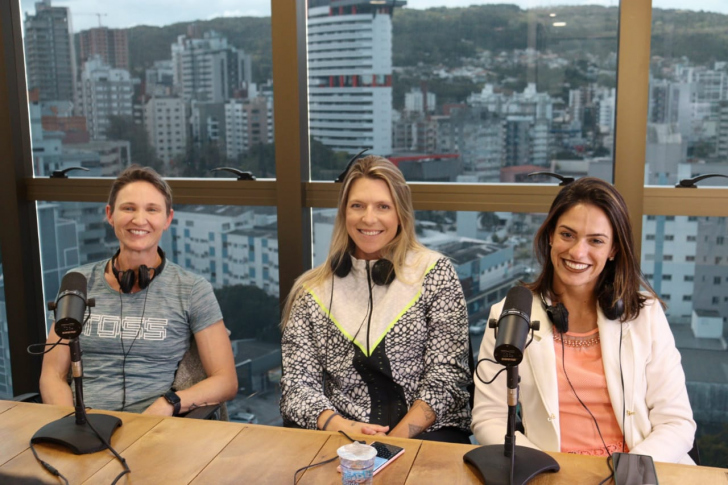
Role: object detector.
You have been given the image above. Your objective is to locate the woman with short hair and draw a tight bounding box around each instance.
[40,165,237,416]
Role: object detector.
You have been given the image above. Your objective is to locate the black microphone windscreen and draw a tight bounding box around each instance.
[502,285,532,319]
[59,272,87,300]
[54,272,88,340]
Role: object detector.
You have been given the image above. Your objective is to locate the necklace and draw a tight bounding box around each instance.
[553,331,601,348]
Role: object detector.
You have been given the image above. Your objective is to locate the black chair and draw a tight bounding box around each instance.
[688,437,701,465]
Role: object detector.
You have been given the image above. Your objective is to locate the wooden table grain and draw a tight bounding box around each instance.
[191,424,329,485]
[1,401,726,485]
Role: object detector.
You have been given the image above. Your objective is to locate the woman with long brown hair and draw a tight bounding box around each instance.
[472,177,695,463]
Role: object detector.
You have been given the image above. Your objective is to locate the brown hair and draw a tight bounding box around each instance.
[526,177,662,322]
[108,165,173,215]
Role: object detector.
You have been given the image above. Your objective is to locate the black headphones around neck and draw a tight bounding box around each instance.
[330,252,395,286]
[540,284,624,334]
[111,247,166,294]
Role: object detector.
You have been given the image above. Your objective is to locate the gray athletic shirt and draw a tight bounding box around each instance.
[60,259,223,413]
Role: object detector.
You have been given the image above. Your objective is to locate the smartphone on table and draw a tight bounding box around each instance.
[613,452,659,485]
[370,441,405,475]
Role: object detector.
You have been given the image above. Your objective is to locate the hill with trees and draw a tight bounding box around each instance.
[120,5,728,85]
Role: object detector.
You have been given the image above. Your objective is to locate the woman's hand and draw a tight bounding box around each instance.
[318,410,389,435]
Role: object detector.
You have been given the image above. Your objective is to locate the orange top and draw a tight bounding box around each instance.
[554,328,627,456]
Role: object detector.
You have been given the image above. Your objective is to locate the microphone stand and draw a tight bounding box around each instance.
[464,321,560,485]
[31,338,122,454]
[464,362,559,485]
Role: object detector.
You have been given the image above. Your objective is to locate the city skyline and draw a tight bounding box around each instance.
[19,0,728,32]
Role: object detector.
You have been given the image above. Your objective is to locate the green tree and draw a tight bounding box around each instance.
[180,144,228,177]
[699,422,728,468]
[478,212,501,231]
[214,284,280,343]
[235,142,276,179]
[310,137,350,180]
[106,115,163,173]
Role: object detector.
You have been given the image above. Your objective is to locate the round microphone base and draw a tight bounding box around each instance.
[31,413,122,455]
[464,444,560,485]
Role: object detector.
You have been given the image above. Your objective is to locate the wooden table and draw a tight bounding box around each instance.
[1,401,725,484]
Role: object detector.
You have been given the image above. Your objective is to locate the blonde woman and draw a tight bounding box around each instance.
[280,156,471,443]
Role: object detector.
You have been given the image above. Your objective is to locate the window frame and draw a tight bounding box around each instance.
[1,0,728,396]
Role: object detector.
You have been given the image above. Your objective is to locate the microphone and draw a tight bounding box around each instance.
[493,286,533,367]
[465,286,559,484]
[32,272,121,455]
[49,272,95,340]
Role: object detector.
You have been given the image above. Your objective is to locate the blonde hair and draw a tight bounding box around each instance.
[281,155,426,327]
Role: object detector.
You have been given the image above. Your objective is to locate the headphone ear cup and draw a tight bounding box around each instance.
[137,264,151,290]
[600,295,625,320]
[119,269,135,294]
[547,303,569,333]
[371,259,395,286]
[598,283,625,321]
[331,252,352,278]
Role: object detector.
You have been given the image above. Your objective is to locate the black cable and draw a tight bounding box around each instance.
[598,455,615,485]
[292,430,364,484]
[292,455,338,484]
[27,306,92,356]
[474,358,508,385]
[29,408,131,485]
[559,334,612,457]
[322,274,335,395]
[323,273,373,394]
[29,411,74,485]
[118,279,150,411]
[619,323,626,454]
[596,325,626,485]
[82,412,131,485]
[27,337,68,355]
[30,441,70,485]
[474,327,534,386]
[365,261,374,356]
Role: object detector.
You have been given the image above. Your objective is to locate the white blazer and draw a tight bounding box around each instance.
[471,293,696,465]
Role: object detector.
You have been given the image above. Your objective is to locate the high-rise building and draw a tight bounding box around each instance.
[76,57,133,140]
[145,60,175,97]
[307,0,407,155]
[225,96,274,160]
[144,97,188,166]
[171,30,252,103]
[693,218,728,324]
[23,0,77,103]
[404,87,436,114]
[169,206,279,297]
[78,27,129,71]
[190,102,226,148]
[717,100,728,161]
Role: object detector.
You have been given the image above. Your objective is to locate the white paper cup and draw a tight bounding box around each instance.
[337,442,377,485]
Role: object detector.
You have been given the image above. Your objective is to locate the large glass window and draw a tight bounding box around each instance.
[646,2,728,187]
[21,1,275,178]
[307,1,619,183]
[0,257,11,399]
[36,202,281,425]
[641,215,728,467]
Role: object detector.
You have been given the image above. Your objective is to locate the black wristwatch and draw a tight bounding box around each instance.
[163,389,181,416]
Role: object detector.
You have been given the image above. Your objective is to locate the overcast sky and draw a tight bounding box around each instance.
[19,0,728,32]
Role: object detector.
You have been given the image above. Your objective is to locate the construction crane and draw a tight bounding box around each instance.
[75,12,109,28]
